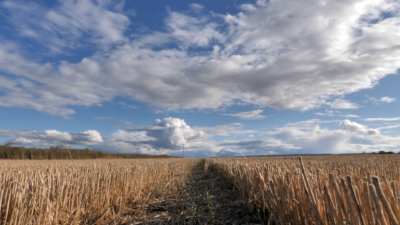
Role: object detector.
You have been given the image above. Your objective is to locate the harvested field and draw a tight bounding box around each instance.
[2,154,399,225]
[0,158,198,225]
[207,155,400,225]
[130,159,260,224]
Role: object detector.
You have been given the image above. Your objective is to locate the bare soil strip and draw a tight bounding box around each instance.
[124,159,262,225]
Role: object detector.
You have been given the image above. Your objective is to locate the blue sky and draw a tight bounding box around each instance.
[1,0,400,157]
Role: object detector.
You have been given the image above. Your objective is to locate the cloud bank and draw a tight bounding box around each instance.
[0,129,103,146]
[0,0,399,116]
[2,117,400,156]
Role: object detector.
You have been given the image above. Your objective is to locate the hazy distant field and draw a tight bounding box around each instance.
[0,158,198,225]
[207,154,400,225]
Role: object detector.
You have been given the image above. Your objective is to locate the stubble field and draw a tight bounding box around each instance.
[207,154,400,225]
[1,154,400,225]
[0,158,198,225]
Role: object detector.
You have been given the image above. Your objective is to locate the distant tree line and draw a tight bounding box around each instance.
[369,151,396,154]
[0,142,176,160]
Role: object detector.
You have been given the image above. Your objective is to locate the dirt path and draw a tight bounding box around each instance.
[122,159,262,225]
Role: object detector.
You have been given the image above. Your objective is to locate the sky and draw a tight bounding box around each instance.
[0,0,400,158]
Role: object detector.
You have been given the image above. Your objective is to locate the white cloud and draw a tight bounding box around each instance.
[165,11,225,48]
[189,3,204,12]
[0,0,400,116]
[71,130,103,145]
[315,110,335,116]
[364,117,400,121]
[216,119,400,155]
[260,120,400,154]
[94,118,256,156]
[98,118,400,156]
[339,114,360,118]
[195,123,255,136]
[315,113,334,116]
[376,124,400,130]
[380,96,396,103]
[1,0,130,52]
[223,109,265,119]
[0,129,103,146]
[4,117,400,156]
[240,4,257,12]
[108,130,154,142]
[368,96,396,104]
[110,117,210,151]
[327,99,359,109]
[0,42,113,117]
[145,117,208,149]
[99,119,400,155]
[339,119,379,135]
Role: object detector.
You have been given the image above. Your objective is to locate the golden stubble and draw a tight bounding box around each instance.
[206,154,400,225]
[0,158,198,225]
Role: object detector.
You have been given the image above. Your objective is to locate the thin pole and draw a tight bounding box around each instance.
[183,144,184,158]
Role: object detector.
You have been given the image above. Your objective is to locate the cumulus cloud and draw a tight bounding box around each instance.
[223,109,265,119]
[94,118,256,156]
[0,129,103,146]
[208,119,392,156]
[98,118,400,156]
[105,118,211,152]
[4,117,400,156]
[339,119,379,135]
[99,119,400,155]
[143,117,208,150]
[0,0,399,116]
[260,120,400,154]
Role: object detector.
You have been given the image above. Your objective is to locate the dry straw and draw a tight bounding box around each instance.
[0,158,197,225]
[207,154,400,224]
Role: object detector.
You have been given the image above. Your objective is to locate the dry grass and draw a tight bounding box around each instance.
[207,154,400,225]
[0,158,199,225]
